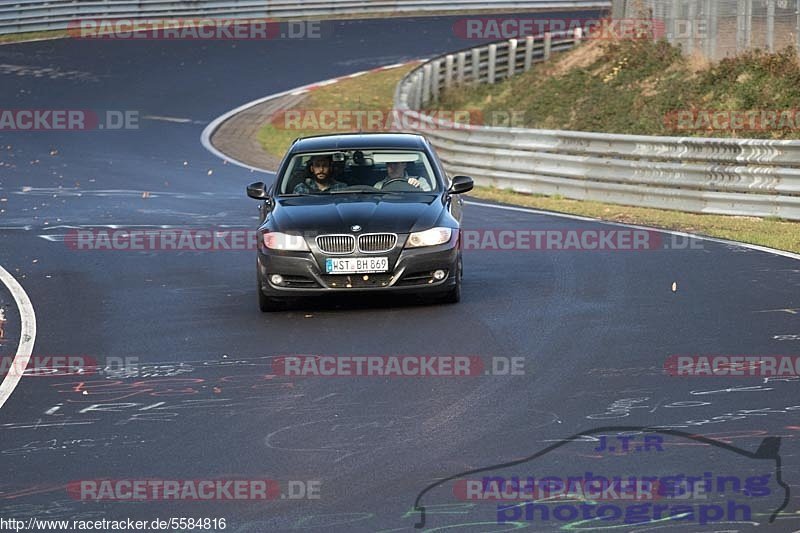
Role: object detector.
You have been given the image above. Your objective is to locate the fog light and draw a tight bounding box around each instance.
[433,269,446,280]
[270,274,284,285]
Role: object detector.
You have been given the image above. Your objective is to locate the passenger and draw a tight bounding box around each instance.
[293,154,347,193]
[373,159,431,191]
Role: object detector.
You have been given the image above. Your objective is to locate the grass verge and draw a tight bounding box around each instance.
[433,38,800,139]
[0,30,69,44]
[256,63,418,156]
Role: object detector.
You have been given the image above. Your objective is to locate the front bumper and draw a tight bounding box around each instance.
[258,235,459,297]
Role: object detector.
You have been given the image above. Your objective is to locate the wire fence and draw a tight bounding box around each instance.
[613,0,800,59]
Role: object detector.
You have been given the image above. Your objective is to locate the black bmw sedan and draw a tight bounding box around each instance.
[246,132,473,311]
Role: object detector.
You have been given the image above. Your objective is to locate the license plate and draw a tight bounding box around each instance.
[325,257,389,274]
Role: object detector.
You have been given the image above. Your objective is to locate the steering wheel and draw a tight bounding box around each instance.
[381,178,412,187]
[380,178,420,192]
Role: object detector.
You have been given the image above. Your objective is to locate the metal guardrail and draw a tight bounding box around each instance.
[394,33,800,220]
[0,0,610,35]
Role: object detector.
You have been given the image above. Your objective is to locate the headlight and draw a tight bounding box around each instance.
[263,232,309,251]
[406,227,452,248]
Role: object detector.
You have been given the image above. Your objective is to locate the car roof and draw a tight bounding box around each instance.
[289,132,428,153]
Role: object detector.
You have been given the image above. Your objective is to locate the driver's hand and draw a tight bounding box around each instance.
[407,178,421,188]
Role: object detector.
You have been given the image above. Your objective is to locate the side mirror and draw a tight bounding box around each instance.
[247,182,269,200]
[448,175,474,195]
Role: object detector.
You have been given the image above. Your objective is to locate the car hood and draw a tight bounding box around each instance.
[266,194,444,234]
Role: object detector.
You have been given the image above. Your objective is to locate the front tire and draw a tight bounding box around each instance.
[259,288,282,312]
[258,267,284,312]
[440,255,462,304]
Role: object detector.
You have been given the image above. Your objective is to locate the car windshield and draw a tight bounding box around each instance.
[277,149,439,195]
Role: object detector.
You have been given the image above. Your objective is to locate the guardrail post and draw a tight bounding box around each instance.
[612,0,625,19]
[686,0,696,54]
[711,0,719,60]
[444,54,454,89]
[544,32,552,60]
[487,44,497,84]
[456,51,466,84]
[471,48,481,83]
[507,38,517,77]
[431,59,441,101]
[573,27,582,44]
[745,0,753,48]
[412,72,423,110]
[797,0,800,56]
[668,0,679,44]
[767,0,775,52]
[421,64,432,106]
[703,0,717,61]
[524,35,534,71]
[737,0,746,52]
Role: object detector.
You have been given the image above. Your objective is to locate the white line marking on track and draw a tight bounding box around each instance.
[143,115,203,124]
[0,264,36,410]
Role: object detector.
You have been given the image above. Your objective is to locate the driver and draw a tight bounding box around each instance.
[294,154,347,193]
[374,159,431,191]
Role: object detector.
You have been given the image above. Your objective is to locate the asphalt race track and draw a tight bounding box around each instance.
[1,12,799,533]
